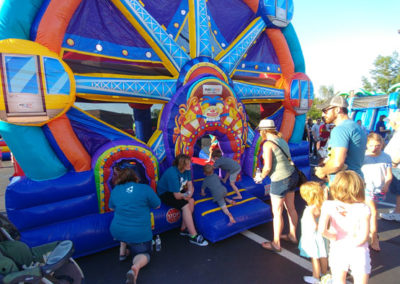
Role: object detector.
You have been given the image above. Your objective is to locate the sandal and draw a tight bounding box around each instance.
[280,234,298,244]
[261,241,281,252]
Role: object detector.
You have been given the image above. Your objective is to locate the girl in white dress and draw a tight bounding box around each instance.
[298,182,329,284]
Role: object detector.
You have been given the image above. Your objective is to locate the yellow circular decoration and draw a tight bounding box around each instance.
[122,49,128,56]
[174,23,179,28]
[0,39,76,126]
[66,38,74,46]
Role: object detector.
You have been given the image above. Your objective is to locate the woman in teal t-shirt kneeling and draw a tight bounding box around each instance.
[109,160,161,284]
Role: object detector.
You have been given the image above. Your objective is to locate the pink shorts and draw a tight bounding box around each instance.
[329,244,371,275]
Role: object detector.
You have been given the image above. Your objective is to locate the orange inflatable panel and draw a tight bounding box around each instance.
[47,114,91,172]
[35,0,82,53]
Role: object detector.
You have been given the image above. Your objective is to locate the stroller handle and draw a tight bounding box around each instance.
[41,240,74,275]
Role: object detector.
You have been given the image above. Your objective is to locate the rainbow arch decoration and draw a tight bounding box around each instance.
[0,0,312,256]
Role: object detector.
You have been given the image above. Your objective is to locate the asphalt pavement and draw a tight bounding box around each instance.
[1,159,399,283]
[77,158,400,284]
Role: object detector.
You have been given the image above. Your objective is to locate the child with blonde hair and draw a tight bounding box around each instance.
[201,164,236,224]
[361,133,392,251]
[298,182,329,284]
[318,170,371,284]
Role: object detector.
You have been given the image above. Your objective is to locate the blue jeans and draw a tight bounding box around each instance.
[127,241,152,262]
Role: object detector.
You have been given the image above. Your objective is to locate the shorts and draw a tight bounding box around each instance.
[127,241,152,263]
[389,168,400,195]
[365,187,386,203]
[229,169,241,183]
[270,170,298,198]
[214,197,226,207]
[160,192,188,209]
[329,244,371,275]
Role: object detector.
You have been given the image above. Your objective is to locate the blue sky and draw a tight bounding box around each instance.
[292,0,400,95]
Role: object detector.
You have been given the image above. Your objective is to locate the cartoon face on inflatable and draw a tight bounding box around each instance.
[173,78,247,160]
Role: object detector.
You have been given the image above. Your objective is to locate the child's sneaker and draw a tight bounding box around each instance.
[126,269,135,284]
[179,229,191,237]
[189,234,208,246]
[303,276,320,284]
[320,273,332,284]
[380,212,400,222]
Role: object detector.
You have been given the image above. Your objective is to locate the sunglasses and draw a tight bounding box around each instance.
[322,106,336,114]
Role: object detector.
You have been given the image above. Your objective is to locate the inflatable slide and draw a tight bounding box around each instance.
[0,0,312,256]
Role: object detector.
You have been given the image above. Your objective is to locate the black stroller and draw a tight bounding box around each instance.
[0,214,84,284]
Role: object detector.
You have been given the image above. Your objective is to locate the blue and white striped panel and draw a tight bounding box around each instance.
[75,76,177,101]
[218,18,266,75]
[150,132,166,161]
[4,55,39,94]
[121,0,190,71]
[194,0,212,57]
[43,57,70,95]
[233,81,284,100]
[247,127,256,146]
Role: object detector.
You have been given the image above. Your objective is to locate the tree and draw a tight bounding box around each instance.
[318,85,336,101]
[362,51,400,93]
[304,85,337,120]
[307,97,324,120]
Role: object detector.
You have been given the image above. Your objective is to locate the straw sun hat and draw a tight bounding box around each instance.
[257,119,276,130]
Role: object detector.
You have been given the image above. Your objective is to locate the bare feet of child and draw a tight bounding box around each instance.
[225,198,237,205]
[233,194,242,200]
[229,215,236,224]
[370,236,381,251]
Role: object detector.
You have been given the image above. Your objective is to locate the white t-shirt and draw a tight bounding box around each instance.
[384,130,400,168]
[362,152,392,190]
[311,122,322,139]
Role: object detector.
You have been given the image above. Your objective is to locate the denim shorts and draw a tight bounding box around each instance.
[127,240,152,262]
[270,170,299,198]
[229,169,241,182]
[389,168,400,195]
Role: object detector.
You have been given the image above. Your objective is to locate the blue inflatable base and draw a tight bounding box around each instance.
[192,181,272,243]
[6,141,310,256]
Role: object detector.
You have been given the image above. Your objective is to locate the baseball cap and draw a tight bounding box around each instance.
[257,119,276,130]
[322,96,348,112]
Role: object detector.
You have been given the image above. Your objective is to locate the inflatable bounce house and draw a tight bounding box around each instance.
[342,86,400,133]
[0,0,312,256]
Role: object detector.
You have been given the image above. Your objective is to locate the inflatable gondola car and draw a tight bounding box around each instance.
[0,215,84,284]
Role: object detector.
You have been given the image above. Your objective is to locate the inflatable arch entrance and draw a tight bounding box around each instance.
[0,0,312,256]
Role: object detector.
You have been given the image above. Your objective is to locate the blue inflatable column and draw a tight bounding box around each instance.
[132,105,152,142]
[0,122,67,180]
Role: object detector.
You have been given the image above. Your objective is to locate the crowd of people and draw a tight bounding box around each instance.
[108,95,400,284]
[296,96,400,283]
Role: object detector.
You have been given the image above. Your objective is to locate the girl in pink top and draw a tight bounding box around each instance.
[318,170,371,284]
